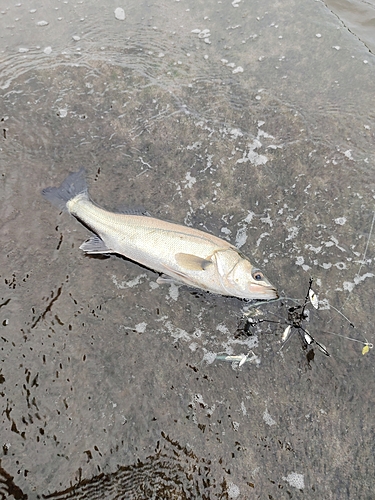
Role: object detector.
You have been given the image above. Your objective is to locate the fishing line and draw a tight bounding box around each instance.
[321,330,373,348]
[338,209,375,344]
[242,295,301,314]
[356,210,375,279]
[324,303,354,328]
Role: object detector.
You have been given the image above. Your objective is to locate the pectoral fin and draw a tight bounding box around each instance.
[80,235,114,254]
[175,253,213,271]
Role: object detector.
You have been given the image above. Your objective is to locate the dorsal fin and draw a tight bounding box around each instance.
[115,206,150,216]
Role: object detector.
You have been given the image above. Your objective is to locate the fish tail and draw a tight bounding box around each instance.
[42,168,88,211]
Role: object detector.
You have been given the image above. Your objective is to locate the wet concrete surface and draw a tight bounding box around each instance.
[1,0,375,498]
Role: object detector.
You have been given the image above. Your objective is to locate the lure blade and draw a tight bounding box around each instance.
[281,325,292,342]
[309,289,319,309]
[304,331,314,345]
[316,341,330,357]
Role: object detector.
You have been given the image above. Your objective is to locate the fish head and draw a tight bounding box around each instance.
[218,250,278,300]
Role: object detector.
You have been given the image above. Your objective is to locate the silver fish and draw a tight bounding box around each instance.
[42,169,278,300]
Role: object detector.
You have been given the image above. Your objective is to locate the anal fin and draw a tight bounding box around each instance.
[156,274,181,285]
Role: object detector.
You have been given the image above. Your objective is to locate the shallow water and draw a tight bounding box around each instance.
[1,0,375,498]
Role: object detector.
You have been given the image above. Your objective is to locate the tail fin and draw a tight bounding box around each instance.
[42,168,88,211]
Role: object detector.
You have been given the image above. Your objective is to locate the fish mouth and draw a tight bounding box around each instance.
[249,284,279,300]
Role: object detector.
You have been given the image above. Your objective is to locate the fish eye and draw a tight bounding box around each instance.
[252,270,264,281]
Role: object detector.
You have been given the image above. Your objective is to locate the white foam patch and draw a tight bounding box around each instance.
[187,141,202,150]
[295,256,311,271]
[317,298,330,310]
[112,273,148,289]
[235,211,255,248]
[135,322,147,333]
[190,393,215,417]
[329,236,346,252]
[295,256,304,266]
[241,401,247,415]
[220,333,258,355]
[229,128,243,138]
[120,322,147,334]
[216,323,231,335]
[227,483,240,499]
[334,216,347,225]
[286,226,299,241]
[57,108,67,118]
[342,272,374,292]
[192,28,211,44]
[260,214,273,227]
[236,139,268,166]
[232,421,240,431]
[164,321,191,342]
[168,282,180,301]
[334,262,347,270]
[114,7,125,20]
[235,226,248,248]
[194,393,207,406]
[282,472,304,490]
[183,172,196,188]
[202,351,217,364]
[256,232,270,247]
[305,244,322,254]
[263,408,276,426]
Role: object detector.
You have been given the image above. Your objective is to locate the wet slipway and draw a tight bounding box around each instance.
[0,0,374,498]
